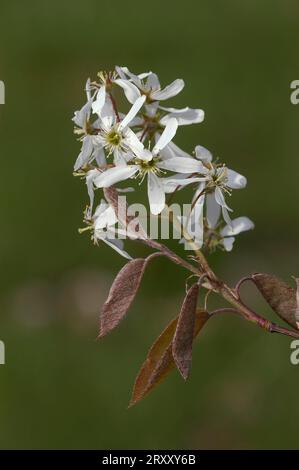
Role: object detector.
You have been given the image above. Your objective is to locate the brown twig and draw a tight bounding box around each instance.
[140,236,299,340]
[109,92,120,122]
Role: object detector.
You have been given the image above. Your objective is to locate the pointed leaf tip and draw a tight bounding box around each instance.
[172,283,199,380]
[252,273,299,330]
[129,308,209,407]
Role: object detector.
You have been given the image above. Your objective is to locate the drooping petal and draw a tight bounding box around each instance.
[115,66,128,80]
[113,148,128,166]
[93,165,138,188]
[146,73,160,91]
[115,66,141,88]
[93,199,109,219]
[215,187,232,211]
[206,192,221,228]
[124,127,145,155]
[101,98,115,119]
[227,169,247,189]
[222,237,235,252]
[74,135,94,171]
[151,79,185,101]
[195,145,213,162]
[91,86,106,116]
[222,206,232,225]
[101,236,132,260]
[85,78,92,101]
[114,78,141,104]
[72,99,93,128]
[86,169,100,210]
[93,146,106,166]
[153,118,178,154]
[119,95,146,130]
[158,156,206,174]
[160,107,204,126]
[94,205,118,230]
[187,189,205,248]
[162,175,204,193]
[145,102,159,118]
[221,217,255,237]
[147,173,165,215]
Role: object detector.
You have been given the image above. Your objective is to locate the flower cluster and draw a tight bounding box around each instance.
[73,66,254,257]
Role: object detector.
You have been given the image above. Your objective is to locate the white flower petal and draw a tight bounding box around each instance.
[124,127,145,155]
[215,187,232,211]
[153,118,178,154]
[113,148,128,166]
[206,192,221,228]
[222,206,232,225]
[94,146,106,166]
[186,197,205,248]
[115,66,127,80]
[221,217,255,237]
[227,169,247,189]
[146,73,160,91]
[102,237,132,260]
[119,95,146,130]
[100,98,115,119]
[114,78,141,104]
[85,78,92,101]
[72,99,92,128]
[91,86,106,116]
[74,136,94,171]
[138,72,152,80]
[86,169,100,210]
[159,106,189,113]
[162,175,204,193]
[160,107,205,126]
[222,237,235,252]
[195,145,213,162]
[151,79,185,101]
[145,102,159,118]
[158,156,206,174]
[93,165,137,188]
[147,173,165,215]
[117,187,135,193]
[115,66,143,88]
[94,205,118,230]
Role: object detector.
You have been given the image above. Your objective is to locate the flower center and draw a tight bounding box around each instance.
[107,130,122,146]
[134,157,164,182]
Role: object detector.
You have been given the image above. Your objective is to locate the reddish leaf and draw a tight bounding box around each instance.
[172,283,199,380]
[99,254,161,338]
[252,273,299,330]
[129,309,209,407]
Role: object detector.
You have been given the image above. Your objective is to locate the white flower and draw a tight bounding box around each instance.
[158,105,204,126]
[219,216,255,251]
[92,95,146,165]
[141,101,204,127]
[92,70,142,115]
[72,78,94,129]
[116,67,184,103]
[92,119,205,215]
[90,200,132,259]
[180,213,254,252]
[129,102,205,161]
[192,145,247,228]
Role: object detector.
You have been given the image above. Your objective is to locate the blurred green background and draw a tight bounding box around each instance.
[0,0,298,449]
